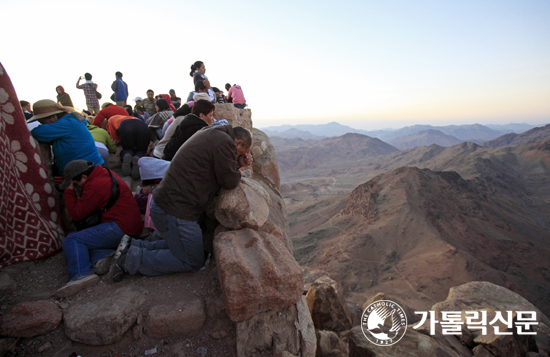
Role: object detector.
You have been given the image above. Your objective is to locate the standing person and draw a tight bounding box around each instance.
[108,125,253,280]
[20,100,33,120]
[56,86,74,107]
[111,71,128,107]
[190,61,215,102]
[76,73,100,114]
[29,100,104,175]
[227,84,247,109]
[169,89,181,109]
[56,160,142,297]
[142,89,157,116]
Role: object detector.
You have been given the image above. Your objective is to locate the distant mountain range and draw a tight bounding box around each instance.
[260,122,545,149]
[484,124,550,148]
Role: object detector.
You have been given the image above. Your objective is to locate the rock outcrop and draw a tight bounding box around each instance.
[306,276,353,332]
[213,103,252,131]
[0,301,62,338]
[64,287,146,345]
[252,128,281,190]
[214,228,303,322]
[145,296,206,338]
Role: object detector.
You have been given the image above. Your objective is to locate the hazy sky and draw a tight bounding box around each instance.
[2,0,549,130]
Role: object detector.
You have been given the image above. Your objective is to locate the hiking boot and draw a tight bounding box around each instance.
[55,274,99,298]
[94,253,114,275]
[131,156,140,180]
[109,235,131,282]
[121,154,132,176]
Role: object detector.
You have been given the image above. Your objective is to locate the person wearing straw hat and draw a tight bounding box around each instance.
[29,99,104,176]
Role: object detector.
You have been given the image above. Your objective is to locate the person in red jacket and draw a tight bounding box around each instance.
[55,160,143,298]
[92,103,128,128]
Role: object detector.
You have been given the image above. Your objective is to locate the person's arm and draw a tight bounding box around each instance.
[213,140,241,190]
[64,180,108,221]
[76,77,84,89]
[111,80,118,92]
[227,87,233,100]
[105,131,117,153]
[93,109,106,127]
[203,79,211,89]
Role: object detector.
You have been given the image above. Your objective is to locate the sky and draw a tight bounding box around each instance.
[2,0,549,130]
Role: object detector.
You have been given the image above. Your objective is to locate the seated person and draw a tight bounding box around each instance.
[186,81,208,102]
[162,100,215,161]
[152,104,192,159]
[227,84,247,109]
[56,160,142,297]
[134,105,150,121]
[146,98,174,141]
[134,157,170,213]
[116,118,151,179]
[29,100,104,176]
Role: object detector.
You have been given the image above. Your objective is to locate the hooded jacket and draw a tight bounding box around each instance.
[162,113,209,161]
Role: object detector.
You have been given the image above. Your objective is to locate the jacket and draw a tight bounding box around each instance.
[87,124,117,153]
[162,113,208,161]
[227,85,246,104]
[31,113,104,175]
[64,165,143,236]
[111,77,128,102]
[153,125,242,221]
[93,105,128,127]
[106,115,134,142]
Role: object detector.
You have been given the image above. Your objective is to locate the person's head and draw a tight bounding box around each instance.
[189,61,204,76]
[169,89,176,98]
[191,100,215,125]
[233,127,252,157]
[134,96,142,106]
[115,71,123,78]
[101,102,113,109]
[212,87,221,95]
[84,73,92,81]
[195,81,206,93]
[19,100,31,111]
[135,105,145,115]
[155,98,170,112]
[60,160,96,190]
[173,104,191,118]
[147,89,154,99]
[124,105,133,116]
[225,83,231,91]
[55,85,65,95]
[28,99,65,124]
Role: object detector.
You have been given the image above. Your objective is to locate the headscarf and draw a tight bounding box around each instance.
[159,94,176,112]
[56,85,65,94]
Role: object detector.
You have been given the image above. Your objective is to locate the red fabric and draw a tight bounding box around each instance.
[93,105,128,127]
[0,62,63,267]
[64,165,143,236]
[106,115,134,141]
[159,94,177,112]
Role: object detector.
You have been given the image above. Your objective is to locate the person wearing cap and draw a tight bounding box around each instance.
[55,160,143,297]
[92,102,128,128]
[133,157,170,213]
[76,73,100,114]
[142,89,157,116]
[111,71,129,107]
[169,89,181,110]
[29,100,104,176]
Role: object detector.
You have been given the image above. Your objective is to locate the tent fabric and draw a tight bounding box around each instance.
[0,62,64,267]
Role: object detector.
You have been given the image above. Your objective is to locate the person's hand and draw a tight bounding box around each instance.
[238,153,253,167]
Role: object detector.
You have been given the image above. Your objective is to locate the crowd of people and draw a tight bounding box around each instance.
[20,61,253,297]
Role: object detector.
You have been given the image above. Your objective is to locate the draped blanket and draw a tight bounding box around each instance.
[0,63,63,267]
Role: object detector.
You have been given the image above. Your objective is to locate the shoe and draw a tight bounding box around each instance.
[121,154,132,176]
[109,235,131,282]
[131,156,140,180]
[94,253,114,275]
[55,274,99,298]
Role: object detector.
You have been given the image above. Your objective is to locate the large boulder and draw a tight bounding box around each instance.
[236,296,316,357]
[213,103,252,131]
[0,301,62,338]
[252,128,281,190]
[145,296,206,338]
[64,287,146,345]
[306,276,353,332]
[214,228,303,321]
[215,177,271,230]
[303,267,330,295]
[316,330,349,357]
[256,178,293,253]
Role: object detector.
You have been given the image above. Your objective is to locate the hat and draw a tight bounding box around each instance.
[138,157,170,180]
[134,97,143,101]
[59,160,95,190]
[193,93,211,102]
[101,102,112,109]
[169,89,175,95]
[28,99,65,122]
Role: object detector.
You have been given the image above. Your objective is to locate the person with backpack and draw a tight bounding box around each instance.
[111,71,129,107]
[76,73,101,114]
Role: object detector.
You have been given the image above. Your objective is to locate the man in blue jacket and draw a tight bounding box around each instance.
[29,99,104,176]
[111,71,128,107]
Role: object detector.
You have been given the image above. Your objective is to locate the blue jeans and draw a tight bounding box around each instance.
[234,103,247,109]
[124,199,204,276]
[62,221,125,281]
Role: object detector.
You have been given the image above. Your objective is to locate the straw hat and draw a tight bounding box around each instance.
[28,99,65,122]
